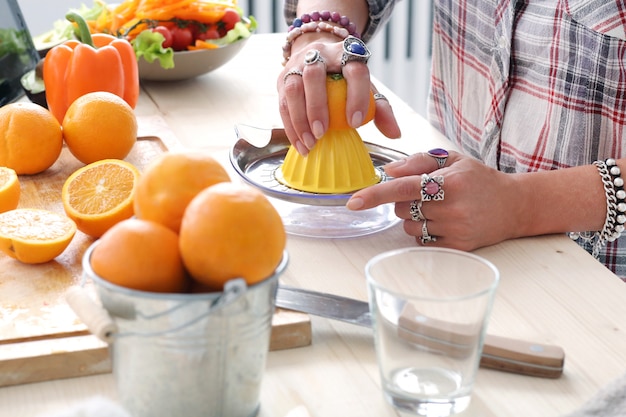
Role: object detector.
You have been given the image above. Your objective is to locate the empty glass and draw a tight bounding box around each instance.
[366,247,499,416]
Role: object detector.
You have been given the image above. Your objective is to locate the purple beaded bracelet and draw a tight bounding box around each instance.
[290,10,360,39]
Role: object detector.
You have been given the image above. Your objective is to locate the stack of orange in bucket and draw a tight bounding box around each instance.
[89,150,287,293]
[78,151,288,417]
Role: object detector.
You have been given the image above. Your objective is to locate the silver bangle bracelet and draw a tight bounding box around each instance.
[570,159,625,259]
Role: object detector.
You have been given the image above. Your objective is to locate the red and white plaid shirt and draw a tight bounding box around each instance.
[284,0,626,278]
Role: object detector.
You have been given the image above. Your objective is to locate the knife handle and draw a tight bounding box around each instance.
[480,334,565,378]
[398,305,565,378]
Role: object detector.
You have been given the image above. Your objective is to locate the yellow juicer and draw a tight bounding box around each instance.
[278,127,380,194]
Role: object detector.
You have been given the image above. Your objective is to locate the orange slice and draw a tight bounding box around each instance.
[0,208,77,264]
[62,159,141,238]
[0,167,20,213]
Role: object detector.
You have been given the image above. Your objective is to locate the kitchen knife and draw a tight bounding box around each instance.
[275,285,565,378]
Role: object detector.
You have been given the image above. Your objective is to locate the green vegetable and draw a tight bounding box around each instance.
[0,28,31,56]
[206,18,256,47]
[132,30,175,69]
[31,1,105,50]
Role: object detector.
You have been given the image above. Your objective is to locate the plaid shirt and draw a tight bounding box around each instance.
[284,0,626,279]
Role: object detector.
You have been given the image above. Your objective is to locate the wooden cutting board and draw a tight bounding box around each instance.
[0,117,311,387]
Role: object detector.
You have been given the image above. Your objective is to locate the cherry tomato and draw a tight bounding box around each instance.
[221,8,241,32]
[196,27,221,41]
[151,26,173,49]
[170,26,194,51]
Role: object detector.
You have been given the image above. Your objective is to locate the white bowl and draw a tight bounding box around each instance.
[138,36,249,81]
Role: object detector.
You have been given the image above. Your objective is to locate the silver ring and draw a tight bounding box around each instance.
[420,174,444,201]
[283,69,303,83]
[373,93,388,102]
[421,219,437,244]
[409,200,425,222]
[304,49,325,66]
[428,148,449,169]
[341,36,371,66]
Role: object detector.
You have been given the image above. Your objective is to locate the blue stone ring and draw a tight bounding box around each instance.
[341,36,371,66]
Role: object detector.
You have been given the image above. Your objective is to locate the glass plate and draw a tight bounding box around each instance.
[229,125,406,238]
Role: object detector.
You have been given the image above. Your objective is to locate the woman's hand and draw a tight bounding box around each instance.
[277,37,400,156]
[346,151,525,250]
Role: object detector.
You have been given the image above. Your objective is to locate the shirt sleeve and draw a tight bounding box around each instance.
[283,0,399,43]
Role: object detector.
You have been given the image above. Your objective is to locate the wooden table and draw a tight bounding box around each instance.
[3,33,626,417]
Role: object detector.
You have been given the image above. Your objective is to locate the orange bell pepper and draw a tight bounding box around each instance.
[44,12,139,123]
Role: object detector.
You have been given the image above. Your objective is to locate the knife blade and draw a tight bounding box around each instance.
[275,285,565,378]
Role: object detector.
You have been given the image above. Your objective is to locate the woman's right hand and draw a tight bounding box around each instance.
[277,36,401,156]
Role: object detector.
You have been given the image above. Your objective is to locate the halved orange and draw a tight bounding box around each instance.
[0,208,77,264]
[62,159,141,238]
[0,167,20,213]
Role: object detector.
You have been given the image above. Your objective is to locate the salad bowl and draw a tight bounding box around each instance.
[137,35,249,81]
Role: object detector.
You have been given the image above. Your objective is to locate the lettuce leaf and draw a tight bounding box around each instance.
[31,1,106,49]
[131,30,175,69]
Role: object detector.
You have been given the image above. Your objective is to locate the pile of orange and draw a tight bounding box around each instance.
[0,91,139,264]
[0,95,286,292]
[0,91,137,175]
[89,151,287,293]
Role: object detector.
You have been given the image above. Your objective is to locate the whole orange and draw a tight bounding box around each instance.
[0,102,63,174]
[90,218,188,293]
[133,151,231,233]
[326,73,375,130]
[62,91,137,164]
[179,182,286,289]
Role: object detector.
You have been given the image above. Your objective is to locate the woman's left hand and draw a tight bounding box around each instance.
[346,150,525,250]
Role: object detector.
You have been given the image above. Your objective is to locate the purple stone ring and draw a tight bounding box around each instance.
[421,174,445,202]
[427,148,449,169]
[341,36,371,66]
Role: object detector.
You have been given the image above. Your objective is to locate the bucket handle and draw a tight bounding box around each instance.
[66,286,118,343]
[66,279,248,343]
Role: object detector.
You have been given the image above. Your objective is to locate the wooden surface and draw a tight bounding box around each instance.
[0,119,311,388]
[3,33,626,417]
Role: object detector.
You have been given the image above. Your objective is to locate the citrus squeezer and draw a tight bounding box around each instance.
[229,125,407,238]
[277,127,381,194]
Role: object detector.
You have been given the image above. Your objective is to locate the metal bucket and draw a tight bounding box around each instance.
[79,240,288,417]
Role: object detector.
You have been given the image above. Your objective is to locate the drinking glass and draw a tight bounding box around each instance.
[366,247,499,416]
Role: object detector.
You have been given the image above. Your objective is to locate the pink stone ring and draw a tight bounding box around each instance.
[421,174,444,201]
[428,148,449,169]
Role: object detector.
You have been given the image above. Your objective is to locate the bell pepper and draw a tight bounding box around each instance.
[44,12,139,123]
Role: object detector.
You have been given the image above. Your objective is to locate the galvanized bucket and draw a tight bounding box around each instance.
[78,240,288,417]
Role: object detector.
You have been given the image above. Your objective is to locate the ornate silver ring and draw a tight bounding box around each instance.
[283,69,304,83]
[304,49,325,66]
[409,200,425,222]
[421,219,437,244]
[341,36,371,66]
[421,174,444,201]
[428,148,449,169]
[373,93,388,102]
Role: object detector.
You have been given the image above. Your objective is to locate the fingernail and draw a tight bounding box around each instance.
[312,120,325,139]
[295,141,309,156]
[346,196,364,210]
[350,111,363,128]
[302,132,316,149]
[384,159,406,170]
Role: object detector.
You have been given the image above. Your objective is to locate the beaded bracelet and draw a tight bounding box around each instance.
[282,21,350,65]
[569,158,626,258]
[290,11,359,39]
